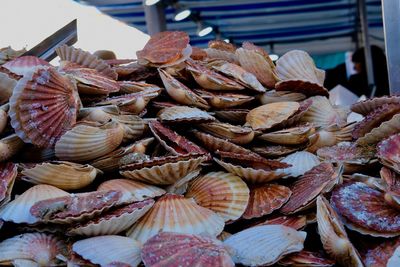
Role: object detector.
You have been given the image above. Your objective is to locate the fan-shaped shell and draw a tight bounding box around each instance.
[205,40,238,63]
[0,72,16,104]
[246,101,300,131]
[223,225,306,266]
[331,182,400,237]
[259,124,315,145]
[280,151,321,178]
[357,113,400,146]
[68,199,154,236]
[3,56,50,76]
[21,161,100,190]
[316,196,364,267]
[114,114,145,142]
[279,250,335,267]
[378,133,400,173]
[351,95,400,116]
[186,171,249,222]
[73,235,141,267]
[307,123,355,153]
[56,44,117,79]
[255,214,308,230]
[0,184,69,224]
[281,163,341,214]
[243,184,291,219]
[198,122,254,145]
[0,233,67,266]
[98,179,165,204]
[362,236,400,267]
[301,96,347,127]
[55,120,124,162]
[120,154,207,185]
[127,194,224,243]
[9,66,80,148]
[275,79,329,97]
[214,109,249,124]
[158,106,215,123]
[194,90,254,109]
[142,232,234,267]
[0,162,17,207]
[259,90,306,104]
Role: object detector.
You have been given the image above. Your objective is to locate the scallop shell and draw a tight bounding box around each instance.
[72,235,141,266]
[79,105,120,123]
[165,169,201,195]
[197,122,254,145]
[235,44,279,88]
[246,101,300,131]
[300,96,347,127]
[21,161,100,190]
[0,72,16,104]
[186,171,250,222]
[388,246,400,267]
[280,151,321,178]
[55,120,124,162]
[223,225,306,266]
[279,251,335,267]
[190,46,207,60]
[0,233,67,266]
[194,90,254,109]
[357,113,400,146]
[127,194,225,243]
[0,184,69,224]
[377,133,400,173]
[120,154,207,185]
[136,31,190,67]
[281,163,342,214]
[68,199,154,236]
[251,144,303,158]
[0,162,17,207]
[98,179,165,204]
[331,182,400,237]
[214,109,249,124]
[254,214,308,230]
[259,90,306,104]
[275,79,329,97]
[113,114,145,142]
[205,40,238,63]
[242,184,291,219]
[258,124,315,145]
[158,69,209,109]
[307,123,355,153]
[362,236,400,267]
[316,196,364,267]
[9,66,80,148]
[351,95,400,116]
[56,44,118,79]
[142,232,234,267]
[3,55,50,76]
[158,106,215,123]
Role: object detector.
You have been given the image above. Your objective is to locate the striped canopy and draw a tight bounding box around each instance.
[74,0,384,56]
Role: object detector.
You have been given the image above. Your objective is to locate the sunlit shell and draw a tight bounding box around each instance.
[246,101,300,131]
[259,90,306,104]
[158,106,215,123]
[279,251,335,267]
[0,233,67,266]
[0,72,16,104]
[331,182,400,237]
[0,184,69,224]
[56,44,118,79]
[205,40,238,63]
[243,184,291,219]
[378,133,400,173]
[186,171,249,222]
[142,232,234,267]
[235,42,279,88]
[194,90,254,109]
[98,179,165,204]
[9,66,80,148]
[30,190,122,224]
[259,124,315,145]
[73,235,141,266]
[120,154,208,185]
[0,162,17,207]
[214,109,248,124]
[362,236,400,267]
[255,214,308,230]
[137,31,191,67]
[91,138,154,172]
[68,199,154,236]
[158,69,209,109]
[55,120,124,162]
[301,96,347,127]
[281,163,342,214]
[127,194,225,243]
[307,123,355,153]
[357,113,400,146]
[224,225,306,266]
[280,151,321,178]
[198,122,254,145]
[20,161,100,190]
[212,62,266,92]
[351,95,400,116]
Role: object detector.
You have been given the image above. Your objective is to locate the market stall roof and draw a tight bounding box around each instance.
[74,0,383,55]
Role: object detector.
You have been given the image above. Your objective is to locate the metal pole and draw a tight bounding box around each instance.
[358,0,376,97]
[143,1,167,35]
[382,0,400,95]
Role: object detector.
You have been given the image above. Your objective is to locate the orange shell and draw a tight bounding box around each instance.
[9,67,80,148]
[190,46,207,60]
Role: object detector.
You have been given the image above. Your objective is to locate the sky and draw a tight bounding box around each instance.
[0,0,150,59]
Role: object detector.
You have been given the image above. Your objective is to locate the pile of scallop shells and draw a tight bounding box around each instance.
[0,31,400,266]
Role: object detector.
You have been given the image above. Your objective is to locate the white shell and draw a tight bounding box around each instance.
[388,246,400,267]
[301,96,347,127]
[280,151,320,178]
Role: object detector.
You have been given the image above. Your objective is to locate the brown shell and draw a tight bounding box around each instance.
[281,163,341,214]
[380,167,400,197]
[251,144,304,158]
[279,251,335,267]
[258,124,315,145]
[194,89,254,109]
[259,90,306,104]
[254,215,308,230]
[209,40,237,53]
[0,162,17,207]
[190,46,207,60]
[243,184,291,219]
[197,122,254,145]
[331,182,400,237]
[351,95,400,116]
[275,80,329,97]
[214,109,249,124]
[362,237,400,267]
[357,113,400,146]
[378,133,400,174]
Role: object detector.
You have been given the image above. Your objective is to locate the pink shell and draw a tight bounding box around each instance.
[3,56,50,75]
[378,133,400,173]
[362,237,400,267]
[0,162,17,204]
[141,232,234,267]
